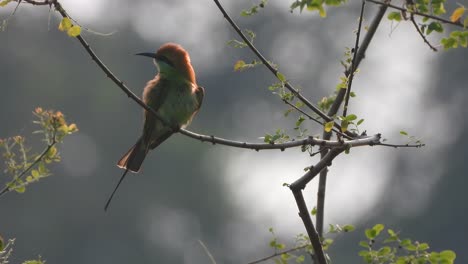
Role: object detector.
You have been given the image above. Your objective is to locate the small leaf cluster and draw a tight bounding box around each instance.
[387,2,468,51]
[263,129,290,144]
[267,228,310,264]
[359,224,456,264]
[289,0,347,17]
[399,130,424,146]
[241,0,267,17]
[1,108,78,194]
[58,17,81,37]
[0,236,45,264]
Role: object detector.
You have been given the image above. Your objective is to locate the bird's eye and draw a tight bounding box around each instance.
[156,55,174,67]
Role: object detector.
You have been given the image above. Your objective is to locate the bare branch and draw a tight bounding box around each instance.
[291,189,327,264]
[342,0,366,117]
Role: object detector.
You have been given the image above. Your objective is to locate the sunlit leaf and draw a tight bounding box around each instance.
[450,7,465,22]
[324,121,334,132]
[67,25,81,37]
[58,17,72,32]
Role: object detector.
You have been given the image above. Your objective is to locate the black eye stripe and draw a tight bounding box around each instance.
[156,55,174,67]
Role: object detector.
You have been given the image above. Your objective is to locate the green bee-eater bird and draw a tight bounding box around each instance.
[105,43,204,210]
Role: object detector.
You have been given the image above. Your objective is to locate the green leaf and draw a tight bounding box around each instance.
[31,169,40,179]
[388,11,402,21]
[311,207,317,216]
[400,239,412,247]
[440,250,456,262]
[357,119,364,125]
[345,114,357,121]
[341,120,349,132]
[373,224,384,235]
[276,72,286,82]
[343,224,355,232]
[400,130,408,136]
[0,0,12,7]
[427,21,443,35]
[296,255,305,263]
[359,241,370,248]
[365,228,376,239]
[324,121,334,132]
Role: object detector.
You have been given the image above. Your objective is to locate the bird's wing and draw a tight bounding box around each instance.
[142,77,171,146]
[195,86,205,110]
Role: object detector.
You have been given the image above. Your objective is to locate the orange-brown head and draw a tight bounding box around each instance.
[137,43,196,84]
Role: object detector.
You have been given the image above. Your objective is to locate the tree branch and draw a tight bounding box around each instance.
[316,1,389,236]
[181,130,380,150]
[366,0,465,28]
[290,189,327,264]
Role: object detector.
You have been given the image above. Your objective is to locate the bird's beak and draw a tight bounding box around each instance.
[135,52,158,59]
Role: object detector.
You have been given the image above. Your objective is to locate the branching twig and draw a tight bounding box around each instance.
[212,0,333,123]
[282,99,351,139]
[366,0,465,28]
[410,14,437,51]
[342,0,366,118]
[247,244,309,264]
[0,141,55,197]
[316,1,389,236]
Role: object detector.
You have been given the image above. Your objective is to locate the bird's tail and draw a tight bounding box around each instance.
[117,137,148,173]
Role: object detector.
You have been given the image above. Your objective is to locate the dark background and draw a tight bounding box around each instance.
[1,0,467,263]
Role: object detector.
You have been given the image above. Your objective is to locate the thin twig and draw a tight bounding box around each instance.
[282,99,351,139]
[0,142,55,197]
[410,14,437,51]
[316,1,389,236]
[181,130,380,150]
[248,244,309,264]
[366,0,465,28]
[198,240,217,264]
[212,0,333,123]
[376,142,425,148]
[342,0,366,117]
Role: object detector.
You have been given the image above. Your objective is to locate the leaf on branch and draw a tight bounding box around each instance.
[58,17,72,32]
[387,11,402,22]
[67,25,81,37]
[324,121,334,132]
[450,7,465,23]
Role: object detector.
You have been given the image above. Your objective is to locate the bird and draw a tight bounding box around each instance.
[104,43,204,211]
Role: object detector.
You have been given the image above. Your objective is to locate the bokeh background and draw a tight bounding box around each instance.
[1,0,467,263]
